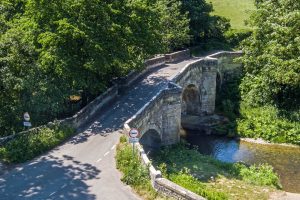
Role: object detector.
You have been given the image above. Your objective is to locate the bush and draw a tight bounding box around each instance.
[0,123,74,163]
[115,136,163,200]
[237,104,300,145]
[234,163,282,189]
[225,29,252,47]
[116,141,149,186]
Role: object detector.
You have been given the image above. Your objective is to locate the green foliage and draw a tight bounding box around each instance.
[0,0,190,137]
[237,104,300,144]
[116,143,149,186]
[238,1,300,144]
[116,136,165,200]
[156,0,190,52]
[152,143,281,198]
[119,135,128,143]
[181,0,231,44]
[170,170,228,200]
[239,0,300,109]
[234,163,282,189]
[225,29,252,48]
[0,123,74,163]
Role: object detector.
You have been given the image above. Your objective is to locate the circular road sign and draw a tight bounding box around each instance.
[129,128,139,138]
[24,112,30,121]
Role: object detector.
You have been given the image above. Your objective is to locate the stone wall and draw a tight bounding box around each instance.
[131,142,206,200]
[123,51,243,200]
[165,49,190,63]
[0,50,190,145]
[124,83,182,146]
[207,51,243,87]
[155,178,206,200]
[172,58,218,115]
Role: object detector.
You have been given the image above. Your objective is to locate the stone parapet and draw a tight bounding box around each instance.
[155,178,206,200]
[165,49,191,63]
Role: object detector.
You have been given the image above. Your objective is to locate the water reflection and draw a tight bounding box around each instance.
[182,130,300,193]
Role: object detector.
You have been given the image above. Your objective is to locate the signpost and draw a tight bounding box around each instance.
[129,128,140,157]
[23,112,32,128]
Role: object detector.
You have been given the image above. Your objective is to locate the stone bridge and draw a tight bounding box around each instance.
[124,51,242,149]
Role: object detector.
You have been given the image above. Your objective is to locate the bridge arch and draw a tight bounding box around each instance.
[140,129,162,152]
[181,84,201,116]
[216,72,222,91]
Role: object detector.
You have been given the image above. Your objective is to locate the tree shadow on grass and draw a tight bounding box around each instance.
[0,155,100,200]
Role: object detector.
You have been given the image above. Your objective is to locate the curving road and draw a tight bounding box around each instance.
[0,58,196,200]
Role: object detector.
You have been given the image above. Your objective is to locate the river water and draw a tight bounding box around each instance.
[182,130,300,193]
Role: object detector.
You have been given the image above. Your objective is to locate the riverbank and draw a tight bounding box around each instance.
[151,143,283,200]
[181,132,300,193]
[240,138,300,148]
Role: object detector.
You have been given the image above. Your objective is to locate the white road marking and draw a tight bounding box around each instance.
[49,192,56,196]
[104,151,110,157]
[61,184,67,189]
[111,145,116,150]
[96,158,102,163]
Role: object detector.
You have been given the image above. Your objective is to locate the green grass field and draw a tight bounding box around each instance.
[208,0,255,30]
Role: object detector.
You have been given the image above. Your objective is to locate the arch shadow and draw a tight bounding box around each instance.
[140,129,162,154]
[182,84,201,116]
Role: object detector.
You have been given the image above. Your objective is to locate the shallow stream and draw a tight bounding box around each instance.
[182,130,300,193]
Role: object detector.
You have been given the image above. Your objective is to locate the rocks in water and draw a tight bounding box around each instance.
[181,114,230,135]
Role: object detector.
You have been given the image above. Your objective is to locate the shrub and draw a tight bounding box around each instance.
[116,143,149,186]
[237,103,300,145]
[0,124,74,163]
[225,29,252,47]
[115,136,163,200]
[234,163,282,189]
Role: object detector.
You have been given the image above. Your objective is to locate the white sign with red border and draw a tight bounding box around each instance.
[129,128,140,144]
[129,128,140,138]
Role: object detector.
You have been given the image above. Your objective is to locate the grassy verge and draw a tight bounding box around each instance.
[115,135,169,200]
[153,143,281,200]
[209,0,255,30]
[0,123,75,163]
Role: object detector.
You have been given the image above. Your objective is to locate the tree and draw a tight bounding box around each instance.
[181,0,230,44]
[240,0,300,109]
[156,0,190,52]
[0,0,164,136]
[237,0,300,144]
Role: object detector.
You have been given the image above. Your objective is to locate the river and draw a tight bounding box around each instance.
[182,130,300,193]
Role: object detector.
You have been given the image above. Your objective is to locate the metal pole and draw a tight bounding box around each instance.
[132,142,135,157]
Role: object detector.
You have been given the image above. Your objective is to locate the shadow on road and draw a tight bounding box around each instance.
[67,65,172,145]
[0,155,100,200]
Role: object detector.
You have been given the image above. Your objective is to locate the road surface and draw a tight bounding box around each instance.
[0,58,196,200]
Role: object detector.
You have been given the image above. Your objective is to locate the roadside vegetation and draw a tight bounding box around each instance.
[0,123,74,163]
[152,143,282,200]
[116,135,170,200]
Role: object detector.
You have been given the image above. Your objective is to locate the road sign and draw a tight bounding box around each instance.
[129,128,139,138]
[23,112,30,121]
[129,138,139,143]
[23,121,32,127]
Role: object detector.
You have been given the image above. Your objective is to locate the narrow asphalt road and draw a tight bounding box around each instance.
[0,58,196,200]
